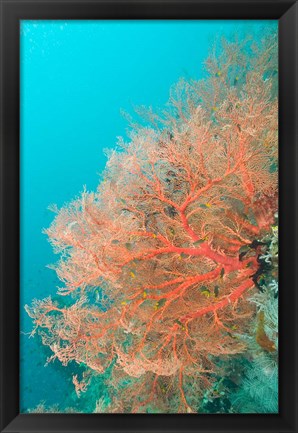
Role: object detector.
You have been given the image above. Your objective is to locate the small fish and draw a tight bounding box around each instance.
[174,319,186,331]
[130,271,135,278]
[239,245,250,261]
[214,286,220,297]
[205,203,212,208]
[216,71,222,77]
[95,289,100,303]
[180,252,189,259]
[193,238,206,246]
[155,298,166,309]
[212,106,218,112]
[125,242,134,251]
[201,290,210,298]
[142,291,147,299]
[174,319,183,327]
[220,268,225,278]
[121,301,127,306]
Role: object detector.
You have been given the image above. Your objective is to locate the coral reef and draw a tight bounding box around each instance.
[25,33,278,413]
[230,224,278,413]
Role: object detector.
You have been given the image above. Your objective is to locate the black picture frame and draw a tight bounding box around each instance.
[0,1,297,432]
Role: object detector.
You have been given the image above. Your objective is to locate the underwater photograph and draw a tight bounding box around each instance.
[20,20,278,414]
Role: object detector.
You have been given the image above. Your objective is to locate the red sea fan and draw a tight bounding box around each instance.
[26,34,278,413]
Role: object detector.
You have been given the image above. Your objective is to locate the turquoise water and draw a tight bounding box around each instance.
[20,20,277,412]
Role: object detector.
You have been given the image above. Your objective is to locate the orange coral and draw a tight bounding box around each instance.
[26,34,278,413]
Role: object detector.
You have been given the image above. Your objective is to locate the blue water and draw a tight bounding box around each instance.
[20,19,277,412]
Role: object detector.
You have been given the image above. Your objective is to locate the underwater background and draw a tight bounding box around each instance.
[20,20,278,413]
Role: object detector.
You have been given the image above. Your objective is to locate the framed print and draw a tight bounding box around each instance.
[0,1,297,432]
